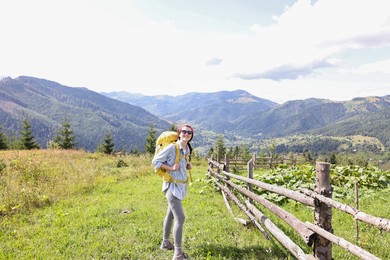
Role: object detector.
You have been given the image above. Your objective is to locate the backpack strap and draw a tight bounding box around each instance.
[170,142,192,183]
[174,142,180,164]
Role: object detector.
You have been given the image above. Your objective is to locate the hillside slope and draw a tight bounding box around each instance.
[1,75,389,153]
[102,90,277,132]
[105,90,390,151]
[311,107,390,148]
[0,76,170,151]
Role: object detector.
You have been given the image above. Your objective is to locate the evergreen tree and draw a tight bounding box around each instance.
[207,147,214,159]
[169,123,177,131]
[268,143,277,158]
[304,151,313,162]
[20,117,40,150]
[7,134,19,150]
[0,126,8,150]
[329,153,337,165]
[239,145,252,160]
[214,135,226,160]
[101,132,115,155]
[53,117,77,149]
[227,146,234,158]
[145,123,156,154]
[234,145,240,160]
[130,146,139,155]
[259,147,267,164]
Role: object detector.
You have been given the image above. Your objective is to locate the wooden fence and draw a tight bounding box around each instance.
[208,155,390,260]
[227,154,305,170]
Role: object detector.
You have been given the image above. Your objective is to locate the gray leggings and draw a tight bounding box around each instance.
[163,189,186,247]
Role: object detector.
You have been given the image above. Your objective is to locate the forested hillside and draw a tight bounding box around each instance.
[1,75,389,154]
[105,91,390,153]
[103,90,277,132]
[311,107,390,148]
[0,76,170,151]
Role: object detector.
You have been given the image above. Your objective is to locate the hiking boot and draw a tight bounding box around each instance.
[160,240,174,250]
[172,251,189,260]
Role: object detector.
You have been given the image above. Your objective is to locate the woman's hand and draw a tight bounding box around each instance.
[171,163,180,171]
[186,163,192,170]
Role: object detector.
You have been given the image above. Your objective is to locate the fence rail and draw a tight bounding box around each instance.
[221,154,306,169]
[208,156,388,260]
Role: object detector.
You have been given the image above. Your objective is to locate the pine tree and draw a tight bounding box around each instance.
[329,153,337,165]
[130,146,139,155]
[0,125,8,150]
[214,135,226,159]
[207,147,214,159]
[145,123,156,154]
[53,117,77,149]
[227,146,234,158]
[234,145,240,160]
[20,117,40,150]
[101,133,115,155]
[239,145,252,160]
[169,123,177,131]
[7,134,19,150]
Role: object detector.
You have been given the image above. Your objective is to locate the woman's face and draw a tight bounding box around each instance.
[180,127,193,142]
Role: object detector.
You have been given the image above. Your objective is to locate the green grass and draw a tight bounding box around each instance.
[0,150,290,259]
[0,150,389,259]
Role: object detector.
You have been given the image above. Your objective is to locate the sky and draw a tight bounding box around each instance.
[1,0,390,104]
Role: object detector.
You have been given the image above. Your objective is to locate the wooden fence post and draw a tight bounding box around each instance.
[247,159,253,204]
[314,162,332,260]
[210,154,214,175]
[225,154,229,172]
[252,153,256,169]
[225,154,231,188]
[355,181,359,242]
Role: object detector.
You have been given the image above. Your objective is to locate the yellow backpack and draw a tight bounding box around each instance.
[154,131,192,183]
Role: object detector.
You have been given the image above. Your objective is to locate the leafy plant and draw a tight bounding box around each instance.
[253,164,389,203]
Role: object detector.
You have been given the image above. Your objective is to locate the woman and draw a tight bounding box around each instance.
[152,124,194,260]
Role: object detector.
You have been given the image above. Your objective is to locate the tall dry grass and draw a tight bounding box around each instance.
[0,149,153,216]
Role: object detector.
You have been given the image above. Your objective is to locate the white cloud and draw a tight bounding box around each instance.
[1,0,390,102]
[339,59,390,74]
[206,58,223,66]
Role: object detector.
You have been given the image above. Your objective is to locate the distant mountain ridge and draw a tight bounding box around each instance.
[102,90,277,132]
[0,76,170,151]
[1,75,389,154]
[103,90,390,151]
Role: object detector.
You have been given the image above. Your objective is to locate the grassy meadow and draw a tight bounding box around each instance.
[0,150,389,259]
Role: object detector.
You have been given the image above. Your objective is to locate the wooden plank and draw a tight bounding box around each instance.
[215,180,269,239]
[301,188,390,232]
[221,189,247,225]
[305,222,380,260]
[210,169,316,246]
[247,201,315,260]
[217,168,315,207]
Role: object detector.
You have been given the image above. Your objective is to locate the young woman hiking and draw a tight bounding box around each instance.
[152,124,194,260]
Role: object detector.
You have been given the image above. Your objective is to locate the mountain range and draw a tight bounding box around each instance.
[103,90,390,152]
[1,76,389,154]
[0,76,170,151]
[102,90,277,133]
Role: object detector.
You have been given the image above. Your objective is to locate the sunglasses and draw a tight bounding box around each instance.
[181,130,193,135]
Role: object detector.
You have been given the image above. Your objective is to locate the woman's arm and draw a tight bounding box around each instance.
[152,143,178,171]
[160,162,180,172]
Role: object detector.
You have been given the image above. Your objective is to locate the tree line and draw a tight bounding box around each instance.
[0,117,116,155]
[3,119,387,168]
[1,119,177,156]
